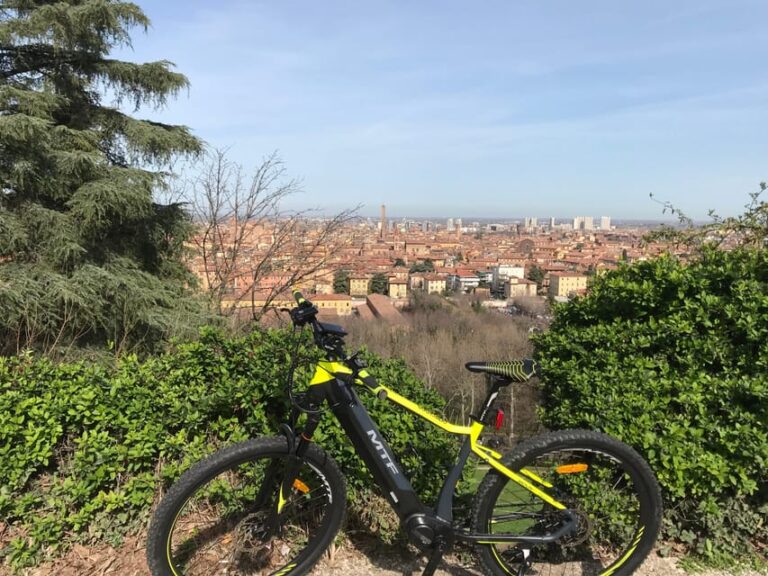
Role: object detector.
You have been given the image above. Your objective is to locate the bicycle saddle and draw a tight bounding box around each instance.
[464,359,540,382]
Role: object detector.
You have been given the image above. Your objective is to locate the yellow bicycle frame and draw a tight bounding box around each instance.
[307,361,566,510]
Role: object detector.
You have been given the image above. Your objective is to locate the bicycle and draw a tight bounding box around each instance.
[147,290,662,576]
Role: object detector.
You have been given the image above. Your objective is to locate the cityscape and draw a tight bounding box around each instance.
[187,203,681,322]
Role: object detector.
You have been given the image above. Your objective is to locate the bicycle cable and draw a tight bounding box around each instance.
[285,325,327,415]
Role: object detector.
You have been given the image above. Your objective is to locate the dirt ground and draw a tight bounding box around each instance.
[5,535,762,576]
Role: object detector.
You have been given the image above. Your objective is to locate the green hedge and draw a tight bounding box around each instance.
[534,249,768,564]
[0,327,459,568]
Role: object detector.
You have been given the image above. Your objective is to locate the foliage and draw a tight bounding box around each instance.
[333,269,350,294]
[0,327,458,568]
[648,183,768,250]
[0,0,205,355]
[409,259,434,273]
[534,249,768,561]
[394,258,406,267]
[369,272,388,294]
[527,264,545,288]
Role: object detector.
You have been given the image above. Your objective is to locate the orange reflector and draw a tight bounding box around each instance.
[556,463,589,474]
[293,478,310,493]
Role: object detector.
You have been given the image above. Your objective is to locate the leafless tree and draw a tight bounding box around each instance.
[186,148,359,319]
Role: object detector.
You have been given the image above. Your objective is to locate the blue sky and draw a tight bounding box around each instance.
[121,1,768,219]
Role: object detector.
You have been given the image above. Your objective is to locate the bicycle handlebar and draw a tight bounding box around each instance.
[289,289,321,330]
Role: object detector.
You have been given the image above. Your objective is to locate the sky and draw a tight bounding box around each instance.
[118,0,768,219]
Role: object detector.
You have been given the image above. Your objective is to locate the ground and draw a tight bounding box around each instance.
[6,535,762,576]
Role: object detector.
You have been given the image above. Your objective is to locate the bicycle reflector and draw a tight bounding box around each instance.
[556,463,589,474]
[494,408,504,430]
[293,478,310,493]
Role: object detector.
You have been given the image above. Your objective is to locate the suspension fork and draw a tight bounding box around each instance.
[275,411,321,514]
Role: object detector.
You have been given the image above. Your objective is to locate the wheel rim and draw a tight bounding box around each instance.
[167,453,333,575]
[488,448,647,576]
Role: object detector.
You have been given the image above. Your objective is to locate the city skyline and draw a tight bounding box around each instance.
[343,207,670,224]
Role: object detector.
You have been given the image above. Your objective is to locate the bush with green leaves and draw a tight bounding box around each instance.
[534,248,768,563]
[0,327,459,568]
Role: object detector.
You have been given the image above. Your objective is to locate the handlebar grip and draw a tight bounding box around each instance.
[292,289,307,305]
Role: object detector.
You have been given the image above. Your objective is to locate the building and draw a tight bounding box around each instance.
[572,216,594,231]
[600,216,611,230]
[379,204,387,239]
[524,217,538,229]
[406,242,430,257]
[449,270,480,293]
[312,293,353,316]
[491,265,525,292]
[504,277,538,298]
[349,275,370,297]
[423,274,447,294]
[365,294,407,326]
[236,291,294,312]
[388,278,408,299]
[549,273,588,298]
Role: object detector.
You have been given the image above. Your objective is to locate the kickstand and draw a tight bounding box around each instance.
[421,538,447,576]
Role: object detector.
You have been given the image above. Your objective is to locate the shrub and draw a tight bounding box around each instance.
[534,248,768,562]
[0,327,458,568]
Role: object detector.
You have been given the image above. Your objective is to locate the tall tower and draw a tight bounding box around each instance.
[380,204,387,239]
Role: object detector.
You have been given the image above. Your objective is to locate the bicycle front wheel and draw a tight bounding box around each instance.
[472,429,662,576]
[147,437,346,576]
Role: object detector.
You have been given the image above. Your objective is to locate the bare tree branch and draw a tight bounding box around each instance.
[184,148,359,319]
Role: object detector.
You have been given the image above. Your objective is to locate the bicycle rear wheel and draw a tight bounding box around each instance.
[147,437,346,576]
[472,429,662,576]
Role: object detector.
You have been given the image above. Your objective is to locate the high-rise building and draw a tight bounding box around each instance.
[455,218,463,230]
[600,216,611,230]
[583,216,594,230]
[447,218,454,231]
[573,216,583,230]
[524,217,538,229]
[380,204,387,239]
